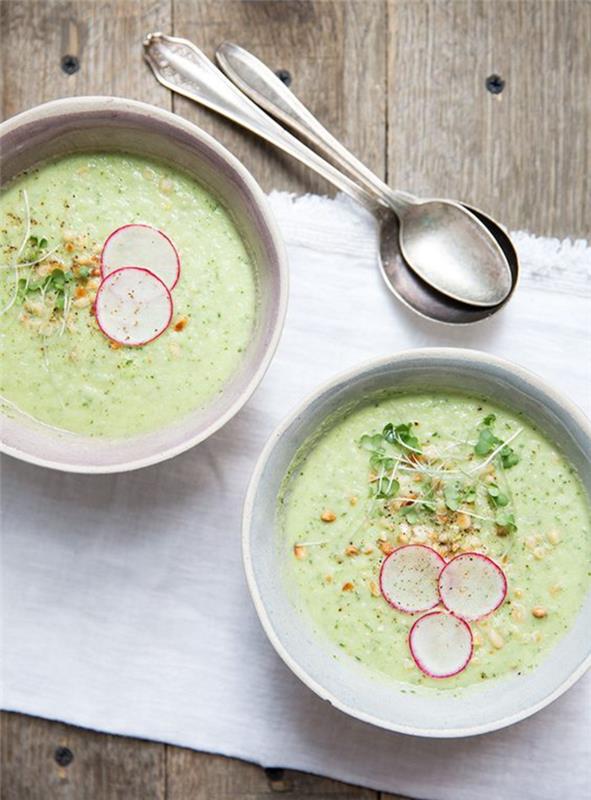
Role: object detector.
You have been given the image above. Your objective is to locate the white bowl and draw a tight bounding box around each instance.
[0,97,288,472]
[243,348,591,737]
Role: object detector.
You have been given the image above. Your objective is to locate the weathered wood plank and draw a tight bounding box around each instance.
[0,712,165,800]
[0,0,172,119]
[387,0,590,238]
[171,0,387,195]
[165,748,379,799]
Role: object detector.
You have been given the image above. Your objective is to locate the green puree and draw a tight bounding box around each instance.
[0,153,257,437]
[279,392,591,689]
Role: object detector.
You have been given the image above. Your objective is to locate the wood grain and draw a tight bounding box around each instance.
[0,0,172,119]
[0,712,165,800]
[166,749,383,799]
[387,0,591,238]
[171,0,387,195]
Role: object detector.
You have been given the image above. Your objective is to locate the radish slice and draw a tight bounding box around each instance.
[438,552,507,621]
[379,545,446,614]
[95,267,173,346]
[101,224,180,289]
[409,611,473,678]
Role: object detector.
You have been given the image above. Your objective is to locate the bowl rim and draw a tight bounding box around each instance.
[0,96,289,473]
[242,347,591,737]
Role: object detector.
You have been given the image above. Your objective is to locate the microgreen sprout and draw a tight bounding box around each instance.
[1,189,30,317]
[473,415,521,470]
[383,422,422,454]
[487,484,510,508]
[495,511,517,534]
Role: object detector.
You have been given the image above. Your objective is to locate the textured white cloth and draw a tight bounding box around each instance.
[1,193,590,800]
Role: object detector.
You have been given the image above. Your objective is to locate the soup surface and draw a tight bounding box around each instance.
[0,153,257,437]
[278,392,591,690]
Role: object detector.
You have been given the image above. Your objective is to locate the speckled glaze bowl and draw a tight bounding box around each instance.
[243,348,591,737]
[0,97,288,472]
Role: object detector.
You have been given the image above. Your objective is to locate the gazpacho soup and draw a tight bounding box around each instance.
[0,153,257,437]
[278,392,591,689]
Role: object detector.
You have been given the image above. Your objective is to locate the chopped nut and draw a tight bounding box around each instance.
[532,606,547,619]
[513,587,523,599]
[400,492,417,508]
[293,544,307,560]
[397,532,409,544]
[345,545,359,557]
[549,583,562,596]
[159,177,173,193]
[76,255,98,267]
[342,581,355,592]
[349,495,358,506]
[174,316,189,332]
[65,241,75,253]
[324,574,333,584]
[533,547,545,560]
[473,631,483,647]
[321,510,336,523]
[489,629,504,649]
[511,604,525,623]
[377,532,388,542]
[24,299,45,316]
[378,540,394,555]
[363,546,374,554]
[546,530,560,545]
[109,340,122,350]
[73,296,90,309]
[74,286,87,299]
[525,536,536,550]
[456,512,472,530]
[413,473,422,482]
[369,581,380,597]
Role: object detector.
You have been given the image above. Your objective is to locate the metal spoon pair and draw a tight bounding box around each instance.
[143,33,519,324]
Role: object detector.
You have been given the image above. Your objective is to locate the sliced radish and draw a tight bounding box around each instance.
[409,611,473,678]
[379,545,446,614]
[95,267,173,346]
[101,224,180,290]
[438,552,507,621]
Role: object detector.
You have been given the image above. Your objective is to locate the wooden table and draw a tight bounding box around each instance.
[1,1,589,798]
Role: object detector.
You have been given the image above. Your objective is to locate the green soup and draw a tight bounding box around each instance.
[0,153,257,437]
[278,392,591,689]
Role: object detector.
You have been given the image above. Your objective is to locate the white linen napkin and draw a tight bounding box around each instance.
[1,192,590,800]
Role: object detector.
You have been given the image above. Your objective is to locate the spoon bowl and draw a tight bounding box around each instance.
[395,198,513,306]
[378,208,517,324]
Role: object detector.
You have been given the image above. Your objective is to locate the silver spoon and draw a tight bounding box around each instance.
[215,42,516,309]
[143,33,515,324]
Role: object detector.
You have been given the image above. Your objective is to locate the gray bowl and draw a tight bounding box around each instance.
[0,97,288,472]
[243,348,591,737]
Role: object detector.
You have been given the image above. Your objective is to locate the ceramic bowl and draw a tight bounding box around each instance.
[0,96,288,472]
[243,348,591,737]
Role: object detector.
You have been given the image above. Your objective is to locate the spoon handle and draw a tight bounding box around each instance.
[215,42,414,215]
[143,33,381,213]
